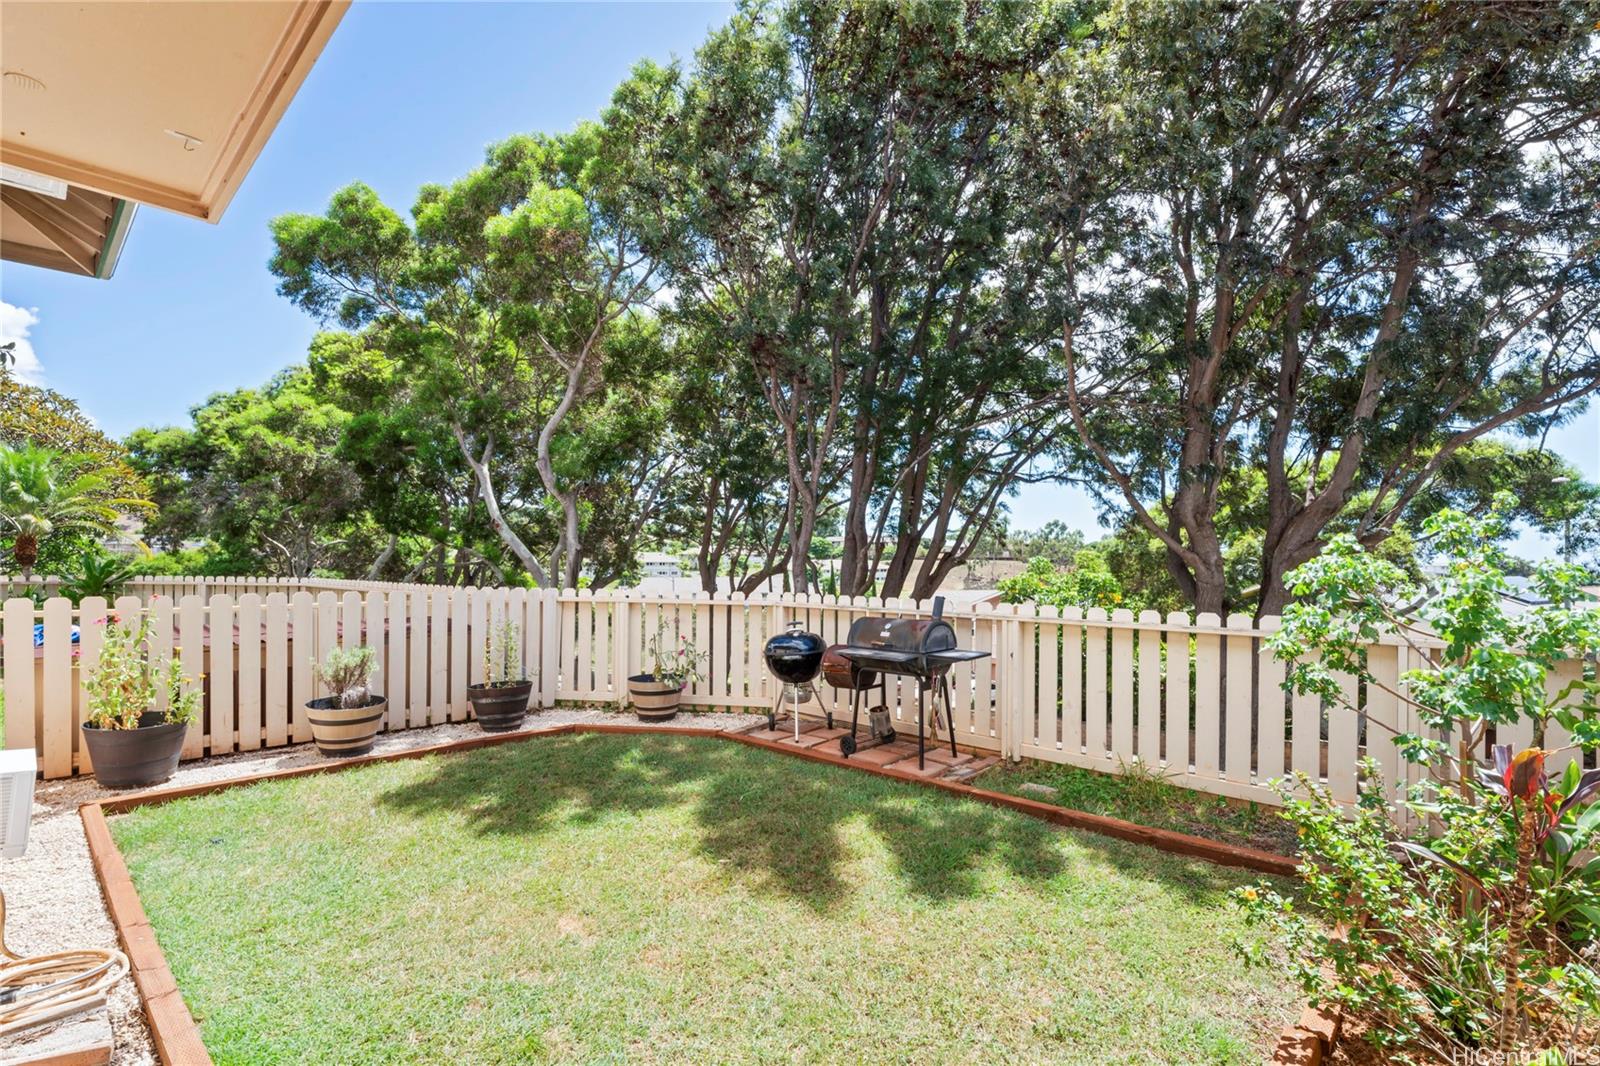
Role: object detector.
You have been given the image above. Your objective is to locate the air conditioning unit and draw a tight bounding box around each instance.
[0,748,38,858]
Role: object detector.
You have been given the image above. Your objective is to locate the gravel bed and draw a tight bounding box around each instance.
[3,707,765,1065]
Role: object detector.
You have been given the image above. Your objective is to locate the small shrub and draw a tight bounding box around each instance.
[646,621,706,688]
[58,547,139,604]
[1236,502,1600,1060]
[998,551,1125,611]
[83,614,201,729]
[480,615,524,687]
[314,645,379,708]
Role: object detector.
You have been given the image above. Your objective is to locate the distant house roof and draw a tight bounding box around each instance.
[932,589,1003,609]
[1503,575,1546,604]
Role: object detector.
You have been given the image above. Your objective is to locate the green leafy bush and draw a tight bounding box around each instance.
[1236,503,1600,1060]
[997,551,1125,611]
[57,547,139,604]
[83,614,201,730]
[314,646,379,708]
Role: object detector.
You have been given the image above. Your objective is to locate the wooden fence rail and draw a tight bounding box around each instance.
[3,582,1592,808]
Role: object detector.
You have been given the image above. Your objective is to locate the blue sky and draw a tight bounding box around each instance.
[0,1,1593,557]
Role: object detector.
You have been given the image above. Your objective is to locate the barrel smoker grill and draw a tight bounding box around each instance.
[830,596,990,770]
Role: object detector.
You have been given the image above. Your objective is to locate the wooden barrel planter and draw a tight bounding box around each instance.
[466,681,532,732]
[628,675,684,721]
[305,696,386,757]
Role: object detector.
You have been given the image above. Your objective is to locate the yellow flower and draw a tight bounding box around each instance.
[1241,887,1259,901]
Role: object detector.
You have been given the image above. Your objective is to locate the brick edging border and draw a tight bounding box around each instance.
[1271,1002,1345,1064]
[79,718,1302,1064]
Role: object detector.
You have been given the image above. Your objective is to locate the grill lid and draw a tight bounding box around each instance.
[763,620,825,684]
[844,615,957,655]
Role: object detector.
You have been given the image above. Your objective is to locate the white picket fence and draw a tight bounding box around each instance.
[0,574,400,604]
[2,581,1592,805]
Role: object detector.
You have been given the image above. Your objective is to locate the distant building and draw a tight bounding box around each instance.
[100,516,145,558]
[638,552,683,579]
[1417,568,1598,617]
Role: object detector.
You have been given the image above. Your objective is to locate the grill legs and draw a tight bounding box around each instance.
[836,673,957,769]
[840,679,894,759]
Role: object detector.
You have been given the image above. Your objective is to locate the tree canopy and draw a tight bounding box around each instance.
[90,0,1600,598]
[1021,0,1600,615]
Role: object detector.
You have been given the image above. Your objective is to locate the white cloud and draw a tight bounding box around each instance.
[0,300,45,385]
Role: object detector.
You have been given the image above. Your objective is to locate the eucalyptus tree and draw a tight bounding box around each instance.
[305,330,520,584]
[269,128,662,588]
[614,0,1083,595]
[649,314,792,593]
[1021,0,1600,617]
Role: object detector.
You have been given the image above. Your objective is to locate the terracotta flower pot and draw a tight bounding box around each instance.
[628,674,684,720]
[305,695,386,757]
[80,711,186,789]
[466,680,532,732]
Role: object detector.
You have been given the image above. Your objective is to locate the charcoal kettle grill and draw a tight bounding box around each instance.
[832,596,990,769]
[762,620,826,742]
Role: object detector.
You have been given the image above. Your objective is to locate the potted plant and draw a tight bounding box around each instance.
[467,616,531,732]
[306,646,384,757]
[627,622,707,721]
[80,614,201,789]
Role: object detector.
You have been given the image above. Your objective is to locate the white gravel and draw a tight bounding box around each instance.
[1,707,764,1065]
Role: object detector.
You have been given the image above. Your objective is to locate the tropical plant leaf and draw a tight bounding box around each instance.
[1389,841,1491,896]
[1556,768,1600,819]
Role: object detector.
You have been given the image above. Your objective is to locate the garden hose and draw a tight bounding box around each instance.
[0,890,129,1036]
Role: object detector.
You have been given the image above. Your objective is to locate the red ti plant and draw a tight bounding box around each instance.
[1472,746,1600,1045]
[1473,746,1600,942]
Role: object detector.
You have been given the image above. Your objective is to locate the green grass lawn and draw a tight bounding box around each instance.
[976,757,1301,856]
[110,733,1299,1064]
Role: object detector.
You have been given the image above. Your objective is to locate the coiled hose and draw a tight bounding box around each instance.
[0,890,129,1036]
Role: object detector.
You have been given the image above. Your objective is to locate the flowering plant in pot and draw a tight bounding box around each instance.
[80,614,202,788]
[468,616,531,732]
[306,646,384,757]
[628,621,707,721]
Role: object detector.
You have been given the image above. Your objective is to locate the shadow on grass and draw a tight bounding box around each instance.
[375,732,1251,909]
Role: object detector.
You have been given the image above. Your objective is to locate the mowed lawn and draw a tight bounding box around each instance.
[110,732,1298,1064]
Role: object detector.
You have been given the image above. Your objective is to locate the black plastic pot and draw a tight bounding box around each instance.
[467,680,532,732]
[80,711,186,789]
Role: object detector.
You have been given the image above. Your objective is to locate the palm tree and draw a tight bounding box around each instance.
[0,445,129,578]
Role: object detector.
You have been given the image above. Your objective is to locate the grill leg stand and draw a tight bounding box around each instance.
[917,684,927,770]
[940,674,957,758]
[849,687,863,756]
[768,688,784,733]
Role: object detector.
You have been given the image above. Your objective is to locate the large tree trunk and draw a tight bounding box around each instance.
[1255,245,1423,617]
[557,493,582,590]
[453,426,549,587]
[366,534,398,581]
[525,353,593,591]
[788,486,818,594]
